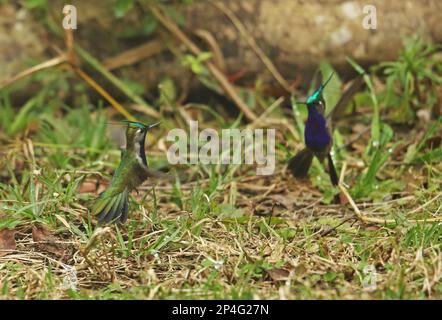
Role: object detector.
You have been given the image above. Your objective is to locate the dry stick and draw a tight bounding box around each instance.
[211,1,292,94]
[194,29,227,72]
[65,28,76,66]
[249,96,285,129]
[81,227,112,257]
[148,4,257,122]
[2,38,137,123]
[408,193,442,215]
[80,227,113,279]
[263,117,300,141]
[75,46,160,120]
[73,67,137,121]
[61,26,152,120]
[103,40,165,71]
[320,216,355,237]
[339,161,347,185]
[338,163,442,224]
[0,55,67,90]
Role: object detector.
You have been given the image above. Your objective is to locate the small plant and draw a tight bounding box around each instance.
[181,52,212,76]
[375,36,442,123]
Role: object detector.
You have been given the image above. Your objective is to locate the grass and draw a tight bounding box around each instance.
[0,34,442,300]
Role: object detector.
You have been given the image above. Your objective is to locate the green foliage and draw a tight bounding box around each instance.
[403,223,442,249]
[319,60,343,116]
[181,52,212,76]
[405,117,442,163]
[23,0,48,9]
[112,0,135,18]
[36,105,112,165]
[158,77,177,105]
[0,166,85,228]
[352,123,395,198]
[119,13,159,38]
[0,70,69,137]
[343,58,401,199]
[375,36,442,123]
[0,94,36,137]
[347,57,381,155]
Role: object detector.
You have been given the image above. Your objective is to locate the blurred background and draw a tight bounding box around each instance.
[2,0,442,107]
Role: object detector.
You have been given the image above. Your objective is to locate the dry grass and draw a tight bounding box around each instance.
[1,139,441,299]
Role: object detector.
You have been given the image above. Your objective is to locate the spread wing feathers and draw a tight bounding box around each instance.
[92,188,129,224]
[288,148,314,178]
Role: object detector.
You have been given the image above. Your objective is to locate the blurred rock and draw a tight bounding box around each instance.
[2,0,442,95]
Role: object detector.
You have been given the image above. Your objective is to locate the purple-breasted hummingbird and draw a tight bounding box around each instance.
[288,73,339,186]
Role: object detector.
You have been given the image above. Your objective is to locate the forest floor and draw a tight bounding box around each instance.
[0,88,441,299]
[0,19,441,298]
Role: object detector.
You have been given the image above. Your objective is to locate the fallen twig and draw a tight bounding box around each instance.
[73,67,137,121]
[0,55,67,90]
[75,46,160,119]
[194,29,227,72]
[339,162,442,224]
[103,40,165,71]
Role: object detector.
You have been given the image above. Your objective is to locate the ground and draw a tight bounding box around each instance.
[0,30,441,300]
[0,101,441,299]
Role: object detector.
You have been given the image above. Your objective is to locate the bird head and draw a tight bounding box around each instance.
[298,73,334,113]
[123,120,160,144]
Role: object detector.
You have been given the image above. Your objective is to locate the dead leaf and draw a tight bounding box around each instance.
[0,229,16,257]
[365,225,381,231]
[32,225,65,257]
[267,268,290,282]
[78,177,109,194]
[343,267,355,281]
[77,180,98,193]
[294,263,307,277]
[339,191,349,205]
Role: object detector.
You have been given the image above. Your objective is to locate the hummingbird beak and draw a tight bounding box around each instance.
[321,72,334,90]
[146,121,161,130]
[305,72,334,104]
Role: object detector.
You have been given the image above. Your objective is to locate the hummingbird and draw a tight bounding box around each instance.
[92,120,160,224]
[288,73,339,186]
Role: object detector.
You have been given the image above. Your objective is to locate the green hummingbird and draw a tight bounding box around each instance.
[92,120,160,224]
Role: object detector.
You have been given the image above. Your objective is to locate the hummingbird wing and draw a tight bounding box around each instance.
[288,148,314,178]
[327,74,364,120]
[93,187,129,224]
[91,153,132,224]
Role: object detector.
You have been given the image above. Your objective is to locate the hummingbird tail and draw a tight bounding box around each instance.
[288,148,314,179]
[327,153,339,186]
[92,188,129,224]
